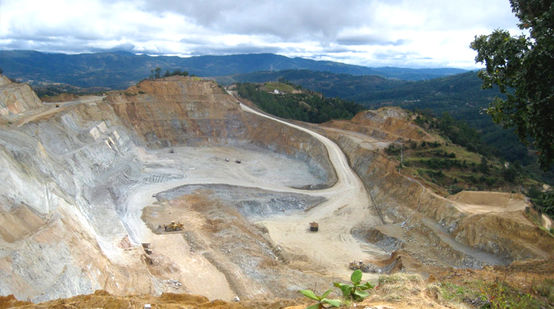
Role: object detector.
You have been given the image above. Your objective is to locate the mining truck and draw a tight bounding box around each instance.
[164,221,184,232]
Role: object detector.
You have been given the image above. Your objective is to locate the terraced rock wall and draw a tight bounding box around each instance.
[108,76,336,186]
[0,76,337,302]
[332,134,553,265]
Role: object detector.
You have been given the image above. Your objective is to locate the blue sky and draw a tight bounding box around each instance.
[0,0,521,68]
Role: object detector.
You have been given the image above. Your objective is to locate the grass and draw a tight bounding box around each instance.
[390,140,521,194]
[261,82,297,94]
[433,279,552,309]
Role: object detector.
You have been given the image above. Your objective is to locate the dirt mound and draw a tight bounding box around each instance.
[326,107,435,142]
[451,190,527,209]
[141,186,332,300]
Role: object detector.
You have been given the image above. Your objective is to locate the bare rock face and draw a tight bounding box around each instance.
[0,75,42,119]
[326,130,554,268]
[108,76,336,186]
[2,76,549,304]
[327,107,434,142]
[0,77,337,302]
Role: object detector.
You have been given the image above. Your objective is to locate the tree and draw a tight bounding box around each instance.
[470,0,553,169]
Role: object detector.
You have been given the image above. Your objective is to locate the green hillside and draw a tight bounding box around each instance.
[231,71,553,185]
[236,82,364,123]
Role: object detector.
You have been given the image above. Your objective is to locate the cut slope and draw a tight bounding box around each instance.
[0,76,346,302]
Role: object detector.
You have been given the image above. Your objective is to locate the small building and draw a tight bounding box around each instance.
[309,222,319,232]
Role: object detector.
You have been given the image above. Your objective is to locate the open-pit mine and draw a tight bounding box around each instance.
[0,75,552,307]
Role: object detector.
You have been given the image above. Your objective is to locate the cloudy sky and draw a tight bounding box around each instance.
[0,0,521,68]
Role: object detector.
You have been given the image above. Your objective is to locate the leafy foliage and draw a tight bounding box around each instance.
[527,186,554,217]
[436,280,550,309]
[479,281,543,309]
[386,112,531,193]
[333,269,374,302]
[470,0,554,169]
[236,82,364,123]
[416,111,493,156]
[299,289,341,309]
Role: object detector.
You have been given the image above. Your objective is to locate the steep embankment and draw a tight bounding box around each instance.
[108,77,336,187]
[320,108,553,271]
[0,76,339,302]
[0,75,42,120]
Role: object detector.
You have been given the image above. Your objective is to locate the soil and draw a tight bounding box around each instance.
[2,76,552,306]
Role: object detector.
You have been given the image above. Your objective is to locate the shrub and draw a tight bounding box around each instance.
[333,269,374,302]
[299,289,341,309]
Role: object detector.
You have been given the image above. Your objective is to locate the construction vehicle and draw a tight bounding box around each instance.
[164,221,184,232]
[309,222,319,232]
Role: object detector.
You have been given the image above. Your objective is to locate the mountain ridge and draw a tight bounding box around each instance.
[0,50,466,89]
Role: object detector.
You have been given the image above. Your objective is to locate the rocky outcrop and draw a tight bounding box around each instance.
[0,75,42,119]
[0,97,160,302]
[108,76,336,186]
[0,77,338,302]
[328,131,553,265]
[326,107,434,142]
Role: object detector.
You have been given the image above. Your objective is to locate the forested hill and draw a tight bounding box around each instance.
[235,82,364,123]
[228,70,553,184]
[0,50,465,89]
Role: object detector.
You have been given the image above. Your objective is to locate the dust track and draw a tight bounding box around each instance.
[114,97,386,300]
[237,103,385,278]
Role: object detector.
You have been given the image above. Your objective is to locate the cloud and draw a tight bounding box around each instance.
[336,34,407,46]
[0,0,522,68]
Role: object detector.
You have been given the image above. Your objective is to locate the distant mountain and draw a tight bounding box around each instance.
[0,50,466,89]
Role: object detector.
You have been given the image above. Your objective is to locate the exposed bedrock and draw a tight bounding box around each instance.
[154,184,326,219]
[0,75,42,119]
[108,76,336,187]
[330,133,553,267]
[0,76,336,302]
[142,184,329,299]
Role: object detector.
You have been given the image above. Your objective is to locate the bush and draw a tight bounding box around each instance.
[334,269,374,302]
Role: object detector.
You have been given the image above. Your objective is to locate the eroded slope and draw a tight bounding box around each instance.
[0,76,340,302]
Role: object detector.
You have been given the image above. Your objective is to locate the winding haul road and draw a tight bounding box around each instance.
[237,101,385,277]
[119,95,386,286]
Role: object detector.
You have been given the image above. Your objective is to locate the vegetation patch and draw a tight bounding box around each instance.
[236,82,364,123]
[434,279,551,309]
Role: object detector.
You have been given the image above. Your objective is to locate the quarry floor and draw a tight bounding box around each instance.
[108,102,387,300]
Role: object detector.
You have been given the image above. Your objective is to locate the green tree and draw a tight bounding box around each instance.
[470,0,553,169]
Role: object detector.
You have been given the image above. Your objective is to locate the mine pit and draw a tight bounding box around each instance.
[2,76,552,306]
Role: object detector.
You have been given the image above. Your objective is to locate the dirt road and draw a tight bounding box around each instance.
[238,103,385,278]
[16,96,105,127]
